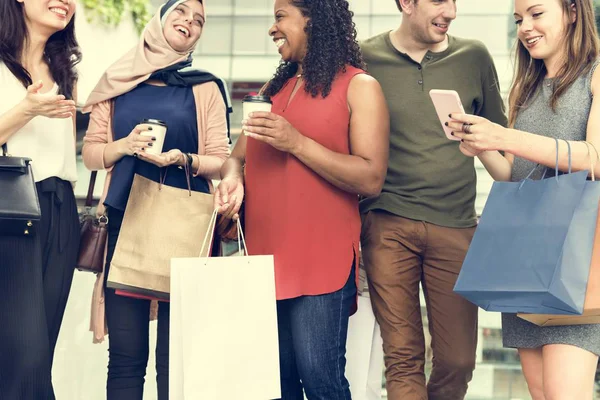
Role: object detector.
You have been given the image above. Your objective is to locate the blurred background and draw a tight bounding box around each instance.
[53,0,600,399]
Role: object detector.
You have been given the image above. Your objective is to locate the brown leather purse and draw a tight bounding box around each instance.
[76,171,107,273]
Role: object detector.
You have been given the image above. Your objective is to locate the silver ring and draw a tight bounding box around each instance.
[463,123,472,134]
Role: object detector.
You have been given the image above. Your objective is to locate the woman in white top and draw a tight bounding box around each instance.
[0,0,81,398]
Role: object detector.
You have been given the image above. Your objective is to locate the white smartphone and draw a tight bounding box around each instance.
[429,89,465,141]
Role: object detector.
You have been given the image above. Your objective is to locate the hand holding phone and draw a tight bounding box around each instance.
[429,89,465,141]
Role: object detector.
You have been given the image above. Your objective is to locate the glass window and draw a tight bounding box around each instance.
[232,17,272,55]
[231,56,280,80]
[210,0,234,16]
[450,15,511,54]
[197,17,233,55]
[191,56,232,80]
[234,0,271,16]
[369,16,400,36]
[371,0,400,15]
[348,0,371,16]
[353,16,372,41]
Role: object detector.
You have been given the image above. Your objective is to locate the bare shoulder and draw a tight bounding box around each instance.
[347,73,387,116]
[349,73,379,87]
[591,62,600,97]
[348,73,383,98]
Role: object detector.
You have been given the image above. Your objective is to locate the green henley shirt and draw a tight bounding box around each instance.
[360,32,508,228]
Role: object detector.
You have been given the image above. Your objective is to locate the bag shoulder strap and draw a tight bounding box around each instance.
[85,171,98,208]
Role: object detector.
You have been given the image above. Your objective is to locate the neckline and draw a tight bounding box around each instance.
[543,77,556,87]
[36,82,59,96]
[384,31,455,62]
[141,81,170,87]
[282,76,304,112]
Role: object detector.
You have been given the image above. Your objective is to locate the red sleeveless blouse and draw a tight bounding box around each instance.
[245,65,365,300]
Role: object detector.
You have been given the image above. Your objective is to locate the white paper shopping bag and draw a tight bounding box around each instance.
[170,212,281,400]
[346,296,384,400]
[170,260,185,400]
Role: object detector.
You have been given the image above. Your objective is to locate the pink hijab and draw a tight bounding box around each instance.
[83,0,204,112]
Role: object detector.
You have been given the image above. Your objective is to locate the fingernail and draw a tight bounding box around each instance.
[242,125,248,131]
[249,112,254,118]
[242,119,247,125]
[448,114,452,118]
[461,139,464,143]
[148,143,153,147]
[444,122,448,126]
[451,132,455,136]
[142,148,146,151]
[152,137,156,141]
[148,127,153,131]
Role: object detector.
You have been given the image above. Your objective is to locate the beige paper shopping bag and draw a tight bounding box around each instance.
[108,173,214,300]
[170,212,281,399]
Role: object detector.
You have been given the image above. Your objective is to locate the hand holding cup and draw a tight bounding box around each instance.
[119,124,156,157]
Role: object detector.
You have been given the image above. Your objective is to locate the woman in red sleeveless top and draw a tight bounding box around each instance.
[216,0,389,397]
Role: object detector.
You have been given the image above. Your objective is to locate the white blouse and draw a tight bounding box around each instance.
[0,62,77,184]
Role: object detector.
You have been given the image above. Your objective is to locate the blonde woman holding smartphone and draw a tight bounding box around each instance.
[449,0,600,398]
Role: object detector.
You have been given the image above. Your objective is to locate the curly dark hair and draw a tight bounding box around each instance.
[264,0,366,99]
[0,1,81,99]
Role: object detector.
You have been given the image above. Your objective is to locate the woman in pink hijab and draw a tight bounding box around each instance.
[82,1,229,398]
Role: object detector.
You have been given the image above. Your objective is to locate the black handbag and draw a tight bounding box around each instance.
[0,143,41,236]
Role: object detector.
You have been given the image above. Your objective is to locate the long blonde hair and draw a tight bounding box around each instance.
[508,0,599,127]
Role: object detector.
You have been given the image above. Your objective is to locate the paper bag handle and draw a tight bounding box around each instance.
[199,209,219,258]
[236,218,248,257]
[198,210,249,258]
[584,141,599,182]
[159,162,192,196]
[521,138,571,188]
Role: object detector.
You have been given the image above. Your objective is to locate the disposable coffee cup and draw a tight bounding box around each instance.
[140,119,167,155]
[243,95,272,135]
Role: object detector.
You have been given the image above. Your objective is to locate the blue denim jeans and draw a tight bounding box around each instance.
[276,263,356,400]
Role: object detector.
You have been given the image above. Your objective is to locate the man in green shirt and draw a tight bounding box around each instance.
[360,1,507,399]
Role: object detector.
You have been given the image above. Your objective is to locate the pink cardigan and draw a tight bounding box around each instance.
[83,82,230,343]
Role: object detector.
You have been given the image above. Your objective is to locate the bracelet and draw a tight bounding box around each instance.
[190,153,200,175]
[185,152,193,167]
[177,153,186,169]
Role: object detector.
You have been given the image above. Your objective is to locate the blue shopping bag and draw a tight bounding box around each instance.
[454,140,600,315]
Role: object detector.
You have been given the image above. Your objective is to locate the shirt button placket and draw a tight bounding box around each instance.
[419,55,432,90]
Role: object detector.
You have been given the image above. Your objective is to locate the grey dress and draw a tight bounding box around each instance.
[502,59,600,355]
